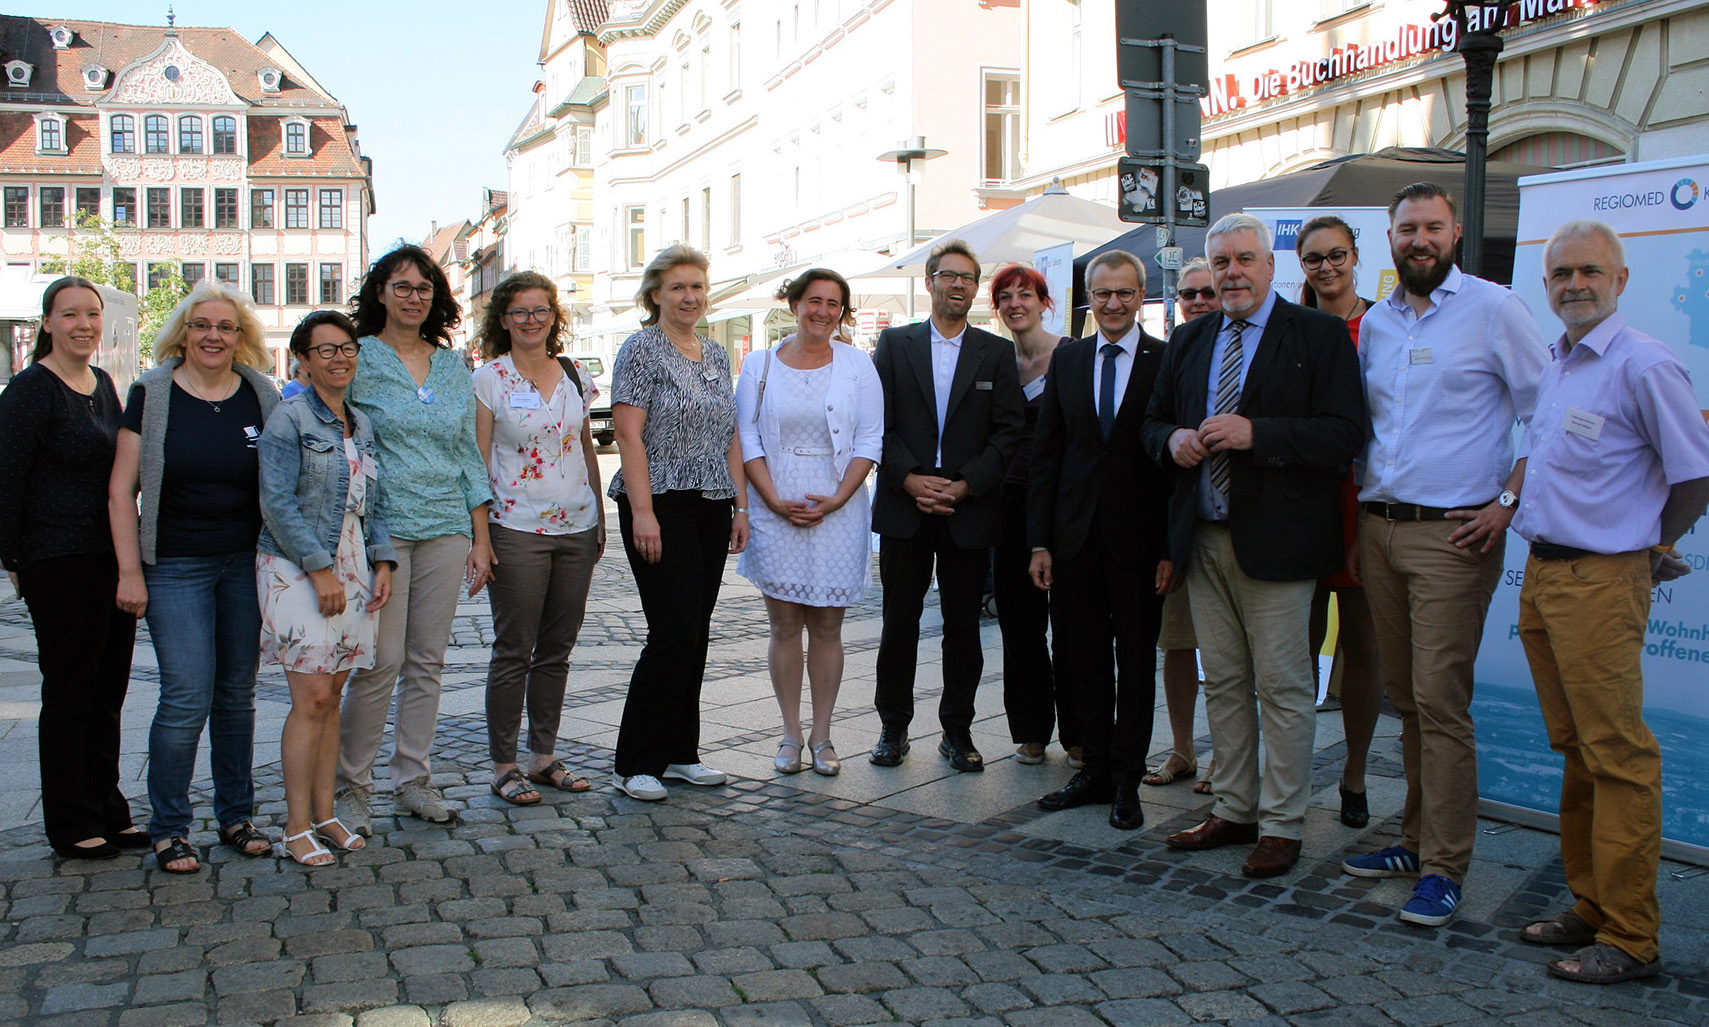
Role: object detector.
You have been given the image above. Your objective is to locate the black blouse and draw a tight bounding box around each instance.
[0,363,123,571]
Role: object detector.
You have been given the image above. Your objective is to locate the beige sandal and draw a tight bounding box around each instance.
[1142,749,1197,786]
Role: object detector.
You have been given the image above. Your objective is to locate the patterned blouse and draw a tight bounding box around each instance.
[607,326,737,500]
[347,337,493,542]
[473,355,602,535]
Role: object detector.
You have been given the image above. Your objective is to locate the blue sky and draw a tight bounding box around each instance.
[44,1,546,251]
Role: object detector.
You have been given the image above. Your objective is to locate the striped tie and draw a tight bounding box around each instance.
[1209,319,1250,497]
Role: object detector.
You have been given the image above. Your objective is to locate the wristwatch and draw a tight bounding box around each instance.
[1496,490,1518,509]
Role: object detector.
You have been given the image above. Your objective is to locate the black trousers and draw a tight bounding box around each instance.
[1051,520,1163,785]
[874,516,988,736]
[614,491,731,778]
[20,553,137,848]
[993,482,1077,747]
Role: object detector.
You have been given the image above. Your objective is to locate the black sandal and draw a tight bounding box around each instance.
[154,837,201,874]
[219,821,271,858]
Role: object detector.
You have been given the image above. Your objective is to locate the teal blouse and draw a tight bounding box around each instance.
[348,337,492,542]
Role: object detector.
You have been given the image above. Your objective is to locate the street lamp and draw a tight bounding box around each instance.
[877,136,947,320]
[1435,0,1514,278]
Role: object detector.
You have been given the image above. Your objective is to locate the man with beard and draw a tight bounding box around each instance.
[1142,214,1367,877]
[870,239,1023,772]
[1511,219,1709,984]
[1342,182,1549,927]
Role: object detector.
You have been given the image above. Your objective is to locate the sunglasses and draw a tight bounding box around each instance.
[1177,288,1216,301]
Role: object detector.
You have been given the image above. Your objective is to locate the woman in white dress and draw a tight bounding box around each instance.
[735,270,883,776]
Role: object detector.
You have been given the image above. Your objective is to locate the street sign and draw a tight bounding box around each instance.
[1154,246,1184,270]
[1117,159,1210,226]
[1117,4,1208,160]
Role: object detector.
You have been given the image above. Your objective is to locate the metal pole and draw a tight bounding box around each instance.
[905,166,916,321]
[1160,36,1178,337]
[1445,1,1510,279]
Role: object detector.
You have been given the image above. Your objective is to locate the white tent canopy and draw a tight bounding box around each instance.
[867,188,1126,277]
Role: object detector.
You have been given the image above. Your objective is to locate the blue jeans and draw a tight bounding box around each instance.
[143,551,261,840]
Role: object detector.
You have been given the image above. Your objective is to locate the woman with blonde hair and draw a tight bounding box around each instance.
[109,279,281,872]
[608,245,748,801]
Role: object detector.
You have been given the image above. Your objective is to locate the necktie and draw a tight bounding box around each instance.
[1098,343,1121,440]
[1210,320,1250,497]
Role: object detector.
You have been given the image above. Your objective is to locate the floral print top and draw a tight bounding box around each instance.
[472,354,602,535]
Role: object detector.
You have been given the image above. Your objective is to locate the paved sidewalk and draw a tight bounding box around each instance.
[0,454,1704,1026]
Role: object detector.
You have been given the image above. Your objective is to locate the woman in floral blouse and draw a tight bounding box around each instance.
[472,272,605,805]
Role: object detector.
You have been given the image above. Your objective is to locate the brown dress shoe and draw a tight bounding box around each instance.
[1241,836,1303,878]
[1164,814,1259,850]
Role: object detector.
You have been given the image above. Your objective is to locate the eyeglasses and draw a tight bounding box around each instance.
[387,281,435,298]
[1090,288,1138,304]
[1299,248,1351,271]
[1176,288,1216,301]
[505,307,553,324]
[307,340,361,359]
[187,319,240,337]
[930,270,979,285]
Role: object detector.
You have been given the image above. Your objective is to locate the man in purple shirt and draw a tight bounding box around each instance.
[1512,219,1709,985]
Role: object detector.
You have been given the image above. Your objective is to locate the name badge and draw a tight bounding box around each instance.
[1022,376,1046,402]
[243,425,261,448]
[362,458,379,480]
[1408,348,1433,365]
[975,380,993,391]
[1564,407,1604,441]
[510,392,541,410]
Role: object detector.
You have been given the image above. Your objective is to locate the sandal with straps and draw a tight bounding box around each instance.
[313,817,366,851]
[1521,910,1597,947]
[491,768,542,806]
[526,759,592,792]
[282,828,334,867]
[1142,749,1197,787]
[219,820,272,858]
[153,836,201,874]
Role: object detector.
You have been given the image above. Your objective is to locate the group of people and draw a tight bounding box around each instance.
[0,179,1700,988]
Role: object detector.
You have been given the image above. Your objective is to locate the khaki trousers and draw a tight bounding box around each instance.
[339,534,468,791]
[1187,523,1318,839]
[1358,511,1502,883]
[1519,550,1661,965]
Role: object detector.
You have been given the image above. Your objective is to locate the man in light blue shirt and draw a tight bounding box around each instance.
[1511,219,1709,986]
[1342,182,1549,928]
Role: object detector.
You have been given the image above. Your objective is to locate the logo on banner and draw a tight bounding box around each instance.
[1671,179,1700,211]
[1273,219,1302,251]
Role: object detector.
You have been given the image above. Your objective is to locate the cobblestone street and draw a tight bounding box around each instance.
[0,457,1704,1027]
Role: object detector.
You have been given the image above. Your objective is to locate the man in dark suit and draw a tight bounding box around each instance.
[870,239,1024,772]
[1027,250,1171,829]
[1141,213,1367,877]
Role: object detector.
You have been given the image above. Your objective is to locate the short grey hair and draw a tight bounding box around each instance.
[1205,212,1273,254]
[1544,218,1626,270]
[634,244,711,327]
[1084,249,1146,295]
[1179,256,1211,277]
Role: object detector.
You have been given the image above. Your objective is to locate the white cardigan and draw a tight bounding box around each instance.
[735,339,883,480]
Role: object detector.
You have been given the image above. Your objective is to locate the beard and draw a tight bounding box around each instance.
[1394,245,1455,298]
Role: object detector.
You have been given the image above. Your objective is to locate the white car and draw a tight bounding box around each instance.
[568,353,615,447]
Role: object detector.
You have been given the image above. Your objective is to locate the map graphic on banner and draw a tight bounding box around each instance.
[1478,154,1709,858]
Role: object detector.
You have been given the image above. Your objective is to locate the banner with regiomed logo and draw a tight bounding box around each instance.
[1242,207,1397,307]
[1474,153,1709,860]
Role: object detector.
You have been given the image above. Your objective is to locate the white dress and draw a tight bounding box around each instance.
[737,362,871,607]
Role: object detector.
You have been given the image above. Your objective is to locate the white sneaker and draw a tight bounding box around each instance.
[613,773,668,801]
[662,763,727,786]
[335,785,373,838]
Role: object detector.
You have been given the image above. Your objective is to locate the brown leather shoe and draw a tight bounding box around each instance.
[1164,815,1259,851]
[1241,836,1303,878]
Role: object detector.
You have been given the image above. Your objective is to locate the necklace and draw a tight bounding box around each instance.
[178,372,235,413]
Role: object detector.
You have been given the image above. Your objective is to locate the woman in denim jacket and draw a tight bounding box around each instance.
[256,311,397,865]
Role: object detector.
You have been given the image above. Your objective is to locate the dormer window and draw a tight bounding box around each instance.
[82,66,109,91]
[49,25,75,49]
[110,114,136,153]
[4,60,33,89]
[282,118,310,157]
[257,67,282,93]
[36,114,69,155]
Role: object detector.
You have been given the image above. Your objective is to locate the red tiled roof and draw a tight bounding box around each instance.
[567,1,610,34]
[0,112,102,175]
[246,116,366,178]
[424,220,471,264]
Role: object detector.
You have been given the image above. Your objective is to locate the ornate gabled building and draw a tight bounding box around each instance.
[0,16,373,373]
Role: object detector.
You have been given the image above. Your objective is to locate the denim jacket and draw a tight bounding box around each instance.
[257,388,398,572]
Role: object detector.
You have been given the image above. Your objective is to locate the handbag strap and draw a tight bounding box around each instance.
[555,355,585,398]
[751,348,772,423]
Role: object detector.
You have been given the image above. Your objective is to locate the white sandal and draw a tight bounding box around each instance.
[313,817,365,852]
[282,828,334,867]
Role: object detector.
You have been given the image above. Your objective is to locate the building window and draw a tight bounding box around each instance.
[75,188,100,219]
[729,173,741,244]
[116,262,137,294]
[40,187,65,228]
[214,263,239,285]
[624,84,647,147]
[214,188,238,229]
[252,264,275,305]
[38,116,65,153]
[284,120,308,155]
[319,263,343,304]
[729,22,741,93]
[573,225,591,272]
[212,116,237,154]
[284,189,309,229]
[182,263,205,288]
[701,187,712,250]
[179,188,204,228]
[573,125,592,167]
[147,263,173,292]
[318,189,343,229]
[4,187,28,228]
[251,189,275,229]
[1232,0,1274,49]
[680,199,690,246]
[146,188,170,229]
[144,115,169,154]
[626,205,646,267]
[111,114,135,153]
[285,263,309,305]
[983,73,1021,183]
[113,188,137,227]
[178,116,203,154]
[1317,0,1364,17]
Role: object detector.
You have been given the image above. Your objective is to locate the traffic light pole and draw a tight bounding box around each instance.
[1121,34,1201,335]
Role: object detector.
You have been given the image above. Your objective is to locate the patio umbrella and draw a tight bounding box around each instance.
[869,183,1130,276]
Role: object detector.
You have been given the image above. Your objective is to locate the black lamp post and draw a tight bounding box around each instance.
[1436,1,1514,278]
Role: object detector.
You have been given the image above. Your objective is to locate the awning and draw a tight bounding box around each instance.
[581,309,642,338]
[704,307,770,324]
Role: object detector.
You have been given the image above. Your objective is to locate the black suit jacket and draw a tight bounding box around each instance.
[871,321,1024,548]
[1028,330,1171,567]
[1140,295,1368,582]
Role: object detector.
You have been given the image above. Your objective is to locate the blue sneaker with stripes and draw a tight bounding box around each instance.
[1342,844,1420,878]
[1399,873,1461,927]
